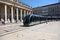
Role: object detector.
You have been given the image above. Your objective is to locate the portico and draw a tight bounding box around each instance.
[0,0,32,24]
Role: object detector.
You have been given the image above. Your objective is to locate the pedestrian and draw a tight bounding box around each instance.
[46,19,48,24]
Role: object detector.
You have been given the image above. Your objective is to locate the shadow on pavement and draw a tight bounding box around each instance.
[20,22,47,27]
[20,25,30,27]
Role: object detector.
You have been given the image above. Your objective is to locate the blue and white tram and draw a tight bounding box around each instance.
[23,14,60,26]
[23,14,46,25]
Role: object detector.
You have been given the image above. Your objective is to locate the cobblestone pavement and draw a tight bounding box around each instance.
[0,21,60,40]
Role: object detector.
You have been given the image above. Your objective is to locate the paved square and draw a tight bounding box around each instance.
[0,21,60,40]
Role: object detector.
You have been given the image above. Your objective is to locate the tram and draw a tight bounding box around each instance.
[23,14,60,26]
[23,14,45,25]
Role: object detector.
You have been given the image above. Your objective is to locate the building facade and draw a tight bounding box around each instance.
[33,3,60,16]
[0,0,32,24]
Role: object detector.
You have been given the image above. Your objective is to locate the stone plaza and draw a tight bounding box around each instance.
[0,0,60,40]
[0,21,60,40]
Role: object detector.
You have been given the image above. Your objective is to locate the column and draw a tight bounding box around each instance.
[11,7,14,23]
[5,5,7,23]
[16,8,19,22]
[20,9,23,22]
[24,10,26,17]
[29,11,32,14]
[27,11,28,15]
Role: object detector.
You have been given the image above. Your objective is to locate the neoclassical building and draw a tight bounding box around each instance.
[33,2,60,16]
[0,0,32,24]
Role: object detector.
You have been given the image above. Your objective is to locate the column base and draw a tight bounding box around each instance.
[21,20,23,22]
[16,20,20,23]
[8,19,10,23]
[12,19,15,23]
[5,21,8,24]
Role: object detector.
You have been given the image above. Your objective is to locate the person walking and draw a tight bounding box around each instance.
[46,19,48,24]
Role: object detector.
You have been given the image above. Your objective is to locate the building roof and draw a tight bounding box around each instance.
[33,2,60,9]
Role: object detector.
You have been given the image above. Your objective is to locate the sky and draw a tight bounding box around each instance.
[19,0,59,8]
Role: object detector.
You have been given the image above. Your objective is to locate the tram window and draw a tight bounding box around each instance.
[30,16,34,22]
[31,16,39,22]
